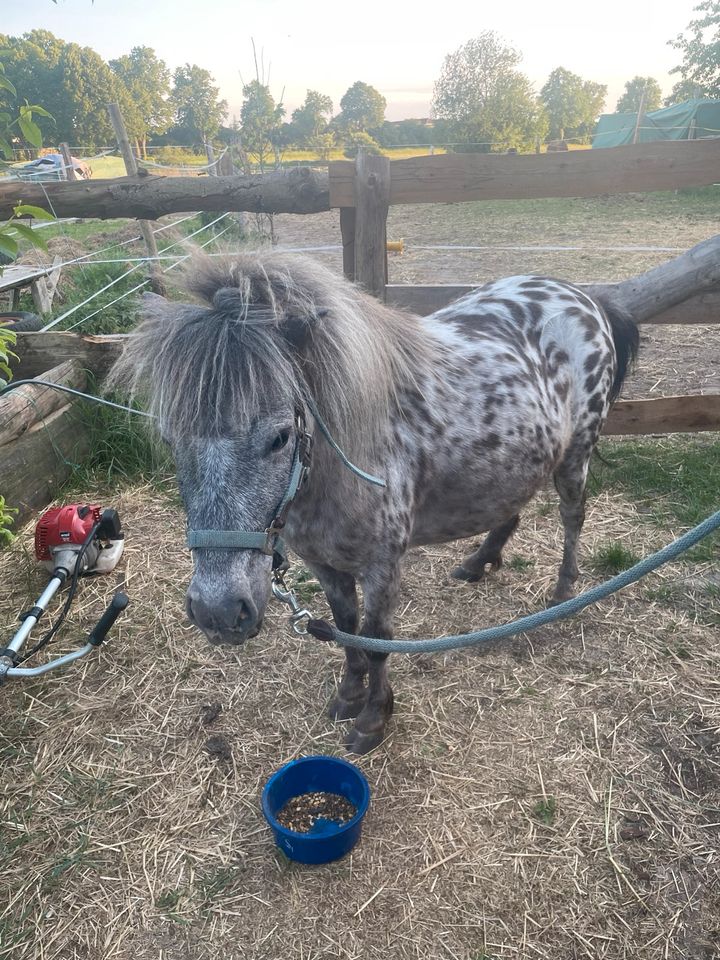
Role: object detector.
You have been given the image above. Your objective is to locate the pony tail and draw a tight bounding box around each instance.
[598,299,640,401]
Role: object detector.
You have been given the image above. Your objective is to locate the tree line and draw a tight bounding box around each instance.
[1,3,717,160]
[0,30,226,155]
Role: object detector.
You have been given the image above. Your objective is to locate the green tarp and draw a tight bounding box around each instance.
[592,98,720,148]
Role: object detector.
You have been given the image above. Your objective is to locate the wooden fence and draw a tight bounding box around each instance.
[2,140,720,526]
[327,139,720,436]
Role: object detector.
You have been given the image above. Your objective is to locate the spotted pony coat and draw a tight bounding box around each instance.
[110,259,638,755]
[284,275,638,752]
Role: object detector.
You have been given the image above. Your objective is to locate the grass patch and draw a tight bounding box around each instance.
[62,380,172,491]
[198,865,240,902]
[589,438,720,562]
[591,542,640,575]
[155,890,187,923]
[289,567,324,604]
[18,213,255,333]
[46,260,143,334]
[31,216,134,247]
[532,796,557,825]
[507,555,534,571]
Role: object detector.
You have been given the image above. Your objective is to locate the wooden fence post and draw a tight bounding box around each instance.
[216,148,248,233]
[340,208,356,282]
[59,142,77,182]
[217,150,235,176]
[107,102,166,296]
[353,152,390,298]
[205,140,217,175]
[632,86,647,145]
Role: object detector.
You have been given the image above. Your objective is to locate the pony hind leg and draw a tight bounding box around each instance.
[310,564,367,721]
[551,449,592,604]
[452,514,520,582]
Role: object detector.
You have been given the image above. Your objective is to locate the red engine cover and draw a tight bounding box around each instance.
[35,504,102,561]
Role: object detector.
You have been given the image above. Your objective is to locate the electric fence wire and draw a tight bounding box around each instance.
[62,219,234,332]
[40,212,234,331]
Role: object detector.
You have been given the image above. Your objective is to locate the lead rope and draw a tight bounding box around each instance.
[277,507,720,653]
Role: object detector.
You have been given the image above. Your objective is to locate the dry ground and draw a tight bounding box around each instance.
[1,480,719,960]
[274,191,720,401]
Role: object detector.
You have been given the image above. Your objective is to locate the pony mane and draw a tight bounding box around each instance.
[107,252,434,462]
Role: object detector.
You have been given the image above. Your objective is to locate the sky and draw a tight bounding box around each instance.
[5,0,700,122]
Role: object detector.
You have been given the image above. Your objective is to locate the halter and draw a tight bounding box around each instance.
[186,406,312,570]
[186,401,385,571]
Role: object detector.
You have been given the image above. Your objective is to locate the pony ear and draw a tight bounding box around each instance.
[281,308,328,350]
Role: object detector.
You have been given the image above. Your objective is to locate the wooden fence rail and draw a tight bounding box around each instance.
[386,286,720,325]
[6,332,720,439]
[328,139,720,208]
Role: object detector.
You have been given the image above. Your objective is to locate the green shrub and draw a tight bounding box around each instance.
[151,146,207,166]
[343,131,383,159]
[0,325,17,387]
[0,494,17,546]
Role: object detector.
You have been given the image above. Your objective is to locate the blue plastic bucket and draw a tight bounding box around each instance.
[261,755,370,864]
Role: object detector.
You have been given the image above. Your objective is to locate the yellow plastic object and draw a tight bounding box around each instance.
[386,239,404,254]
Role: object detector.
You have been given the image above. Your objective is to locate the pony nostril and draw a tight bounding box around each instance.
[233,601,253,629]
[188,590,258,636]
[187,593,218,631]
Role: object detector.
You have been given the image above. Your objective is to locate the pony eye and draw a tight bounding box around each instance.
[270,429,291,453]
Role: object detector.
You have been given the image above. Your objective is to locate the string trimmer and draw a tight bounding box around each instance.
[0,504,128,682]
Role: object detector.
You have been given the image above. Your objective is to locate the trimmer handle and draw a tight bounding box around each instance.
[88,592,129,647]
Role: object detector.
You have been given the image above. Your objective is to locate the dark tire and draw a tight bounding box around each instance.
[0,311,43,332]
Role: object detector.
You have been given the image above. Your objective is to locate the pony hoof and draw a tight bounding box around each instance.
[451,565,482,582]
[328,695,367,721]
[344,726,386,755]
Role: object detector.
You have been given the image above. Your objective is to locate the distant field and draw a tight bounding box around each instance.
[4,143,593,183]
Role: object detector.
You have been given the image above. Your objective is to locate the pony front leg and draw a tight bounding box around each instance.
[344,563,400,755]
[308,564,368,720]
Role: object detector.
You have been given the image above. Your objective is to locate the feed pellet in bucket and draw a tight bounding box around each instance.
[276,792,357,833]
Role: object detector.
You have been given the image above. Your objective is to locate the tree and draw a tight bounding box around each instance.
[343,130,383,158]
[110,47,173,157]
[240,79,284,167]
[540,67,607,141]
[171,64,227,144]
[665,77,708,106]
[669,0,720,100]
[377,118,435,146]
[433,33,547,151]
[337,81,386,133]
[290,89,333,147]
[615,76,663,113]
[0,30,66,147]
[312,132,336,159]
[55,43,126,150]
[0,32,128,150]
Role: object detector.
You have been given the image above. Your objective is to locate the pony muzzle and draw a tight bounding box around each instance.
[186,581,265,645]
